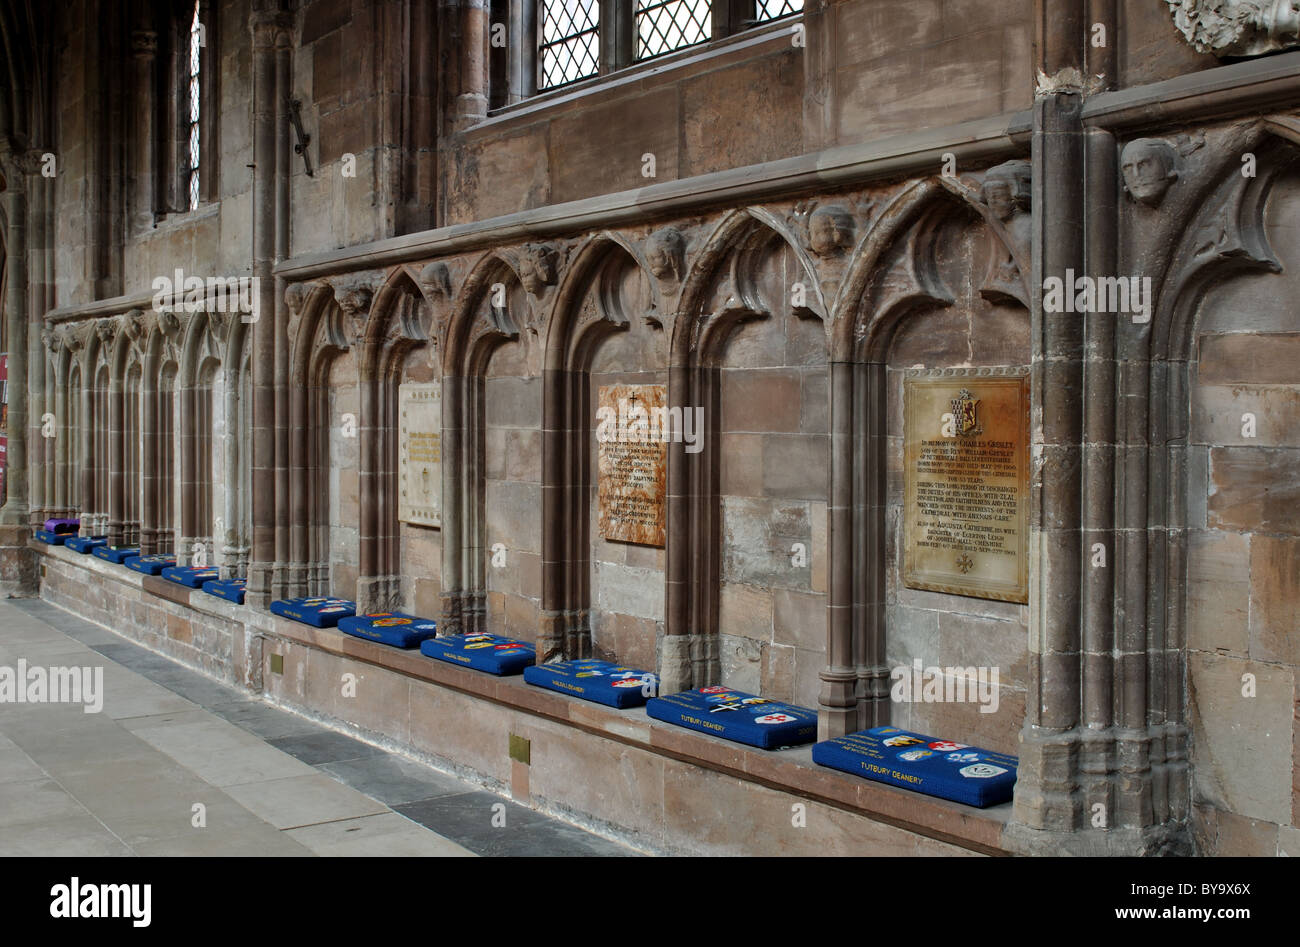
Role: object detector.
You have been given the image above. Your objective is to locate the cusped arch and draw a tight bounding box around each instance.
[544,231,659,373]
[671,207,825,364]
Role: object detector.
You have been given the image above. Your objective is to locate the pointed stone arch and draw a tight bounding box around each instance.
[441,251,529,636]
[540,232,661,662]
[821,173,1033,739]
[660,208,830,694]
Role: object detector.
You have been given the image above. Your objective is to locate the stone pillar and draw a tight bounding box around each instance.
[0,148,36,594]
[273,26,292,600]
[51,333,69,516]
[246,7,290,609]
[131,28,158,231]
[659,361,692,694]
[1006,1,1087,851]
[456,0,489,129]
[819,358,858,739]
[107,322,126,549]
[440,372,464,634]
[26,149,50,531]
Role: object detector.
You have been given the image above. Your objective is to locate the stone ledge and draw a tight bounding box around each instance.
[264,615,1011,854]
[30,540,1012,854]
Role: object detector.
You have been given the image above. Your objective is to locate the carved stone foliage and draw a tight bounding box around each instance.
[1167,0,1300,57]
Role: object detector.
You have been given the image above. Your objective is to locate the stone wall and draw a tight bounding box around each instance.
[1183,170,1300,856]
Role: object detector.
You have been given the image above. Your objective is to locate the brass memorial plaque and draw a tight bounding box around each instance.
[399,382,442,527]
[903,367,1029,604]
[596,383,667,547]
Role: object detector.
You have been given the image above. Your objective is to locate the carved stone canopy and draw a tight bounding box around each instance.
[1167,1,1300,57]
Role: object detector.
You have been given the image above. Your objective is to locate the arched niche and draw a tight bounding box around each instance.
[661,209,829,694]
[1117,130,1300,838]
[67,360,81,518]
[542,235,662,666]
[354,267,440,614]
[288,283,357,598]
[178,311,225,566]
[825,177,1033,751]
[441,252,535,638]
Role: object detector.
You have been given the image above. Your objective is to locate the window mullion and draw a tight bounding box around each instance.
[601,0,634,74]
[712,0,754,40]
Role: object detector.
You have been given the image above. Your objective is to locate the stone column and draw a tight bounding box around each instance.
[1006,3,1087,850]
[660,361,692,694]
[440,372,464,634]
[50,333,69,516]
[246,7,290,609]
[820,359,858,739]
[456,0,489,130]
[131,28,158,232]
[0,148,36,594]
[26,148,50,531]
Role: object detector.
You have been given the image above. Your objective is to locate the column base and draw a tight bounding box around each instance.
[1002,820,1193,857]
[0,524,39,597]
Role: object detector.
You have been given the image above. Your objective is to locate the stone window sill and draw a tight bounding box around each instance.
[469,19,800,137]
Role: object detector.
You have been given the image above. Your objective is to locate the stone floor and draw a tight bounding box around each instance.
[0,598,637,857]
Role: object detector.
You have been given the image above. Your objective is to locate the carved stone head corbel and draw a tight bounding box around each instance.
[95,317,118,346]
[329,275,376,346]
[643,227,685,282]
[42,326,60,355]
[122,308,147,345]
[1121,137,1180,207]
[158,308,183,343]
[518,243,560,296]
[418,262,452,301]
[807,204,856,257]
[980,160,1033,222]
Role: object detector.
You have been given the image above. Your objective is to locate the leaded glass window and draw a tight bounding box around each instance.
[539,0,600,90]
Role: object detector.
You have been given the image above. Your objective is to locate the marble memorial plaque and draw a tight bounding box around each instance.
[597,383,667,547]
[399,382,442,528]
[903,368,1029,604]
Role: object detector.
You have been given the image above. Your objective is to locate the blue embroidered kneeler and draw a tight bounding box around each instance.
[645,687,818,749]
[811,726,1018,808]
[93,546,139,564]
[419,633,536,675]
[270,596,356,628]
[124,554,176,576]
[163,565,221,587]
[337,612,438,649]
[66,537,107,554]
[202,578,246,604]
[523,659,658,708]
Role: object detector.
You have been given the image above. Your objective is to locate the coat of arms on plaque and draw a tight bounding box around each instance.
[951,389,981,436]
